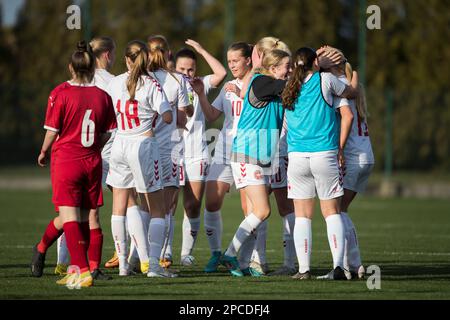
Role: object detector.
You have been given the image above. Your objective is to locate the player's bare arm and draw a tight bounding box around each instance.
[185,39,227,87]
[190,77,222,122]
[38,130,58,167]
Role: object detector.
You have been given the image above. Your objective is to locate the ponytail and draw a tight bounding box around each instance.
[345,62,369,121]
[282,47,316,110]
[70,40,95,84]
[125,40,149,101]
[89,36,115,59]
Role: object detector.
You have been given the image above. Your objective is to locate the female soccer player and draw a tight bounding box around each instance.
[106,40,176,278]
[316,47,374,280]
[281,47,357,280]
[32,38,117,281]
[174,40,227,266]
[220,46,291,277]
[145,35,193,268]
[36,41,117,287]
[189,42,253,273]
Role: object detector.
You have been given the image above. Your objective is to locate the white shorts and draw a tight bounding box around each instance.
[179,158,209,186]
[287,151,343,200]
[161,153,180,188]
[270,156,289,189]
[206,162,234,186]
[106,135,163,193]
[343,163,374,193]
[102,158,109,186]
[231,162,270,190]
[101,131,116,186]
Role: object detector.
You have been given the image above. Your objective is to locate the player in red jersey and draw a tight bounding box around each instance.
[31,41,117,287]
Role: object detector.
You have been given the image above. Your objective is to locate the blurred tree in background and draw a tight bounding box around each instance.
[0,0,449,171]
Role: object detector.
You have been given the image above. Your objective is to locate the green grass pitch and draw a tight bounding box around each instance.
[0,189,449,300]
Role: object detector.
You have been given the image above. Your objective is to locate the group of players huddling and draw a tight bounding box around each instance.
[30,34,374,288]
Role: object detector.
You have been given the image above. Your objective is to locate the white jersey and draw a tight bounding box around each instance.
[94,69,116,163]
[93,68,115,91]
[150,70,190,156]
[107,72,171,137]
[211,78,243,164]
[183,75,213,160]
[334,75,374,164]
[278,117,288,157]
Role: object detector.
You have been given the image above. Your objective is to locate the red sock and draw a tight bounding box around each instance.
[37,219,63,254]
[88,228,103,272]
[63,221,89,273]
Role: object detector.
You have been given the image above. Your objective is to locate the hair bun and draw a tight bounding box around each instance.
[77,40,92,53]
[77,40,88,52]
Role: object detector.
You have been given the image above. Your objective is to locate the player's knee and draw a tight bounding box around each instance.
[254,206,271,220]
[184,199,201,216]
[205,198,222,212]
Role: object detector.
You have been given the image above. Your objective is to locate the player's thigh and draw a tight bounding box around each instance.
[106,136,135,190]
[287,153,316,200]
[129,137,163,194]
[52,160,86,209]
[310,151,343,201]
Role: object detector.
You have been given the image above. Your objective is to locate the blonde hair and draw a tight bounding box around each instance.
[255,37,291,56]
[125,40,149,101]
[147,35,170,71]
[345,62,369,121]
[258,49,290,77]
[147,35,180,84]
[89,36,115,58]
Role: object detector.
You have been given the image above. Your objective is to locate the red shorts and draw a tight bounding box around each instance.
[51,155,103,210]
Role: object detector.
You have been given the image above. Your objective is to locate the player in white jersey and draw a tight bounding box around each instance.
[52,37,116,280]
[174,40,227,266]
[190,42,253,273]
[143,35,193,269]
[317,49,374,280]
[106,40,176,278]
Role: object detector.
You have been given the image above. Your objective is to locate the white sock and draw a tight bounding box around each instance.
[148,218,166,267]
[225,213,262,257]
[325,214,345,269]
[294,217,312,273]
[341,212,362,271]
[238,232,256,269]
[167,214,175,257]
[111,215,128,269]
[252,220,267,265]
[282,213,296,269]
[204,209,223,253]
[161,212,175,259]
[126,206,149,263]
[181,214,200,257]
[56,233,70,265]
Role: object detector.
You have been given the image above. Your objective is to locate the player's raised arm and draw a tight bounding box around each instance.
[185,39,227,88]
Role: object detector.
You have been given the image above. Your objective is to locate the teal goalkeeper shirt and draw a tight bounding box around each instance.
[231,74,285,167]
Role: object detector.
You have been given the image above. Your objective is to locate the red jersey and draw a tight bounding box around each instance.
[44,81,117,163]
